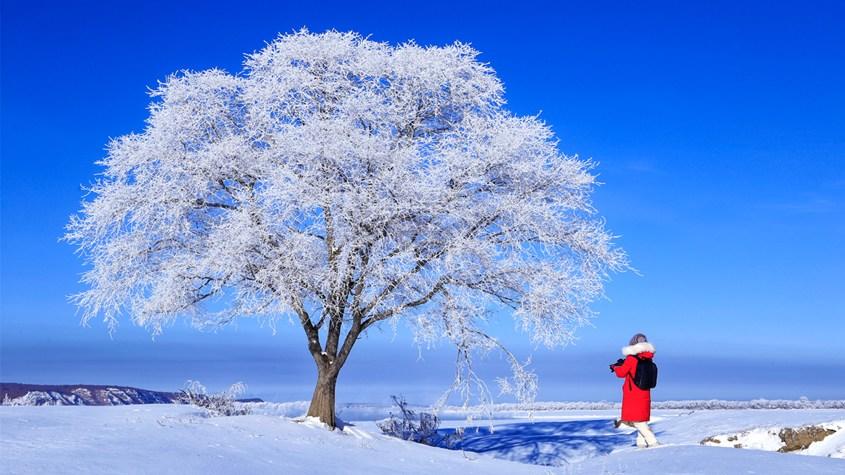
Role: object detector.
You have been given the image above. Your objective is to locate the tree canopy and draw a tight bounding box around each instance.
[67,30,627,424]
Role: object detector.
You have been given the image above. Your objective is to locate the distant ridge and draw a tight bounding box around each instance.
[0,383,179,406]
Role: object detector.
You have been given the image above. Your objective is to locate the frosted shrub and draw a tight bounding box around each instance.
[178,380,250,417]
[377,395,459,447]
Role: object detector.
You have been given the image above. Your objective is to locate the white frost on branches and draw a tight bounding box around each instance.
[179,380,250,417]
[66,29,628,407]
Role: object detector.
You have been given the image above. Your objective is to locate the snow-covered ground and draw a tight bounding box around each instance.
[2,404,844,474]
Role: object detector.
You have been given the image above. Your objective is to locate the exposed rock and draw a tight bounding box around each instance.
[778,426,836,452]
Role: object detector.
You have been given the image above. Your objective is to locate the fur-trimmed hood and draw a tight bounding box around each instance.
[622,341,655,356]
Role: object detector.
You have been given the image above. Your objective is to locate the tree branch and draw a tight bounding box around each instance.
[361,278,446,329]
[192,198,237,210]
[360,212,501,317]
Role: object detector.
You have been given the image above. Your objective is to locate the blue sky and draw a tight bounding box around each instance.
[2,0,843,403]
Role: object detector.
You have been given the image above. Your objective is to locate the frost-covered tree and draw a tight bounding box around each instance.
[66,30,627,428]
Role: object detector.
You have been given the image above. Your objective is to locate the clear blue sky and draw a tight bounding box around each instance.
[2,0,843,402]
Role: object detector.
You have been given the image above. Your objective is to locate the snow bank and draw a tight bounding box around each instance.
[0,405,545,475]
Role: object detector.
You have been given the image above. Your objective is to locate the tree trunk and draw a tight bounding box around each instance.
[304,311,361,430]
[306,368,339,428]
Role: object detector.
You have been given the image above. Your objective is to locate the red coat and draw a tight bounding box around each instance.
[613,346,655,422]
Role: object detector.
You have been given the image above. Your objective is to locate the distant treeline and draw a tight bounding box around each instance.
[436,398,845,413]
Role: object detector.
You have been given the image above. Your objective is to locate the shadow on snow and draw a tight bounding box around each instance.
[435,418,636,466]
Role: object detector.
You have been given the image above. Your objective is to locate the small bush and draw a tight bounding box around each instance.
[377,395,459,447]
[178,380,251,417]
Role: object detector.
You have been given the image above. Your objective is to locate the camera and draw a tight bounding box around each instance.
[609,358,625,372]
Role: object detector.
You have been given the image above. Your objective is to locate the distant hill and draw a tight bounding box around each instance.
[0,383,179,406]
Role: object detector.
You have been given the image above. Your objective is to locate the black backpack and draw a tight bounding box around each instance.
[633,356,658,390]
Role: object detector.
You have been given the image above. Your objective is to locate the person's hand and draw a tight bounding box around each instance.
[609,358,625,372]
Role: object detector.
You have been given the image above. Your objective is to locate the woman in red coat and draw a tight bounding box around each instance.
[611,333,659,447]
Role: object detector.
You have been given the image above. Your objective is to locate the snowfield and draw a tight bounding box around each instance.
[2,404,844,474]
